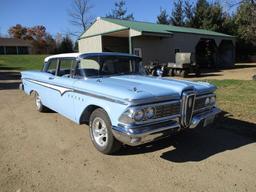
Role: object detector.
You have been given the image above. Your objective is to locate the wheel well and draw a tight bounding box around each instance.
[79,105,102,125]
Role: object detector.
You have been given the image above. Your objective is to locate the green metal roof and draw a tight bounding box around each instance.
[102,17,234,38]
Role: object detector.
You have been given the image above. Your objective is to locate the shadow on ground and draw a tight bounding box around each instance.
[117,111,256,162]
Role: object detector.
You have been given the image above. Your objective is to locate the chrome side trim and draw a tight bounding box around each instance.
[25,79,73,95]
[23,78,128,105]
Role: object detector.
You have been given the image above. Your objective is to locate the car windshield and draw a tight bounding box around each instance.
[76,55,146,77]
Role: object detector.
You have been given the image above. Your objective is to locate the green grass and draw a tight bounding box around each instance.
[0,55,49,70]
[206,80,256,123]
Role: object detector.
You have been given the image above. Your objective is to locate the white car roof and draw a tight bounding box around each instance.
[44,53,81,62]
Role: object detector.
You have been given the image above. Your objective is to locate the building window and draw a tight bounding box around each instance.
[134,48,142,57]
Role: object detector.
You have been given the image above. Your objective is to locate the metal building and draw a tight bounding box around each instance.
[79,17,235,67]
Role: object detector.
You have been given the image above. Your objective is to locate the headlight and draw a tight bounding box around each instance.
[205,97,210,105]
[133,109,144,121]
[210,96,216,105]
[145,107,155,119]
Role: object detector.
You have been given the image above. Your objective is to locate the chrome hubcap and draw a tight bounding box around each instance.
[35,94,41,109]
[92,117,108,147]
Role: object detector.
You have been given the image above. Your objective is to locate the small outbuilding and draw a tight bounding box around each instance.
[0,38,32,55]
[79,17,235,68]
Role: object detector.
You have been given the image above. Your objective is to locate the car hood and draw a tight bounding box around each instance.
[76,75,216,105]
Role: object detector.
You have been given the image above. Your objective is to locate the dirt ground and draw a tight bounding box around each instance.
[0,66,256,192]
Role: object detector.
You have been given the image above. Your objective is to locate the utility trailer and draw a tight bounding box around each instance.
[167,52,200,77]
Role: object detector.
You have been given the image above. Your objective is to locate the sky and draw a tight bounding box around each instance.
[0,0,235,38]
[0,0,184,37]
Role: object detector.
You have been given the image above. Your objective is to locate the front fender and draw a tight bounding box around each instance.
[72,91,128,126]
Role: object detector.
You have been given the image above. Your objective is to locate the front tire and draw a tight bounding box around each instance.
[89,108,121,154]
[34,92,48,112]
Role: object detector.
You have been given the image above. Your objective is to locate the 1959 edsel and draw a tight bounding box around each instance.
[20,52,221,154]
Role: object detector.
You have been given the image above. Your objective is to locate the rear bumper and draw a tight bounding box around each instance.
[112,107,221,146]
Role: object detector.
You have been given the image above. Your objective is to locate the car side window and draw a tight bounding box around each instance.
[76,58,100,77]
[45,59,58,75]
[58,58,75,77]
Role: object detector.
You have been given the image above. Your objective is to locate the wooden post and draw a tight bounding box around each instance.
[129,29,132,54]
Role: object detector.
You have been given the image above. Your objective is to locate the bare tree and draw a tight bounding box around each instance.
[225,0,255,8]
[68,0,93,37]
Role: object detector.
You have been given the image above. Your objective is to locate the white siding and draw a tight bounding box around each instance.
[81,19,127,38]
[78,36,102,53]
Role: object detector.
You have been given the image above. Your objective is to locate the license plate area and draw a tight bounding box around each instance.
[203,115,215,127]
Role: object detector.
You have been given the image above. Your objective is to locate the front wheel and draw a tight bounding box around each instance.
[89,108,121,154]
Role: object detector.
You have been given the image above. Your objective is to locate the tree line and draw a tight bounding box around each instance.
[6,0,256,59]
[156,0,256,60]
[8,24,75,54]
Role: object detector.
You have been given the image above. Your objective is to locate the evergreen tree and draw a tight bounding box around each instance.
[235,1,256,43]
[58,35,74,53]
[157,8,170,24]
[170,0,184,26]
[106,0,134,20]
[184,0,194,27]
[192,0,209,28]
[202,2,225,32]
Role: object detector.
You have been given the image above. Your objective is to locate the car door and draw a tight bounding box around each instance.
[39,58,61,112]
[51,58,77,121]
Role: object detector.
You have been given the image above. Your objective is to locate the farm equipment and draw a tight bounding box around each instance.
[167,52,200,77]
[145,52,200,78]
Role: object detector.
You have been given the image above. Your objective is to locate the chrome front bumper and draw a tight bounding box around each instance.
[19,83,24,91]
[112,107,221,146]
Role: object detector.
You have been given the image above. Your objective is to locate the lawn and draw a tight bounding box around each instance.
[0,55,49,70]
[207,80,256,123]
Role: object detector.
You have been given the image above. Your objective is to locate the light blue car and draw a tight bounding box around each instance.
[20,52,221,154]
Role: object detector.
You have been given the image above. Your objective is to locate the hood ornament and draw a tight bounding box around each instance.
[128,87,141,93]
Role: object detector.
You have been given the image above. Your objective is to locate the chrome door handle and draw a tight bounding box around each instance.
[48,77,55,80]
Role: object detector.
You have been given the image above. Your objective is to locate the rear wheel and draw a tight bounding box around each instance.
[34,92,48,112]
[89,108,121,154]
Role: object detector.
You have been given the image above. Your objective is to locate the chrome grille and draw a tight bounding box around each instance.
[194,94,215,113]
[181,91,196,127]
[154,102,180,118]
[194,97,206,111]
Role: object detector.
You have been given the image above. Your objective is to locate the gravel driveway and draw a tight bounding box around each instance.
[0,69,256,192]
